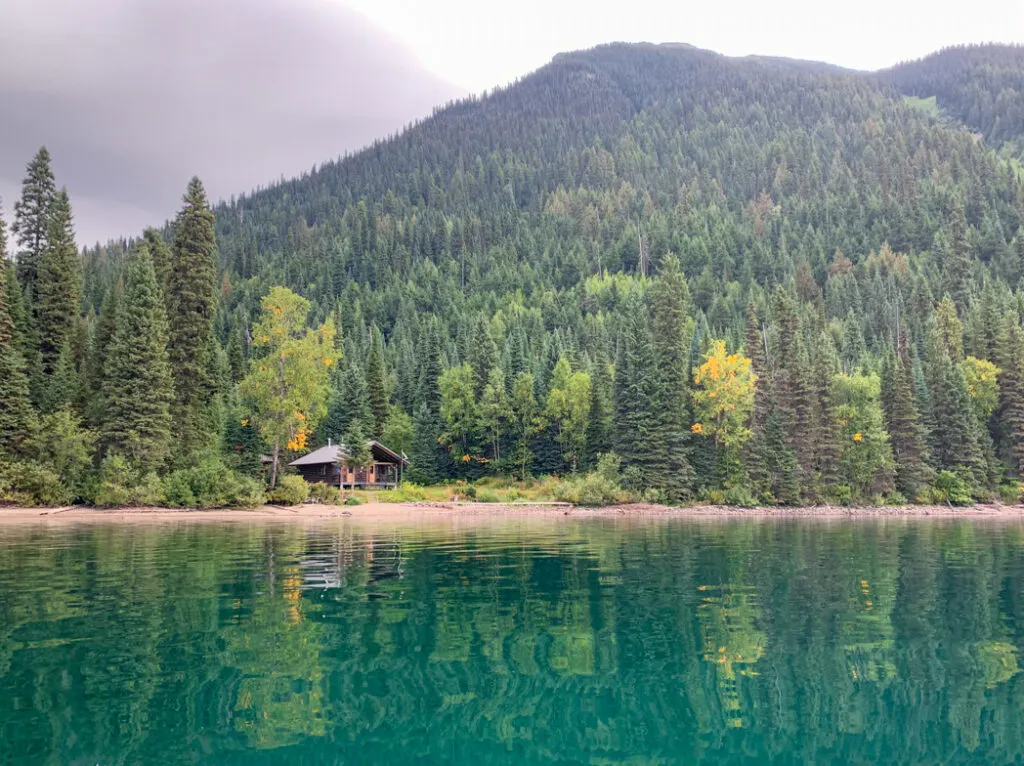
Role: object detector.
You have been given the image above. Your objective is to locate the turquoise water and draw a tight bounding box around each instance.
[1,518,1024,764]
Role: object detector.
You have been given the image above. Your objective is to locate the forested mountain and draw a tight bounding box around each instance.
[879,44,1024,151]
[5,42,1024,507]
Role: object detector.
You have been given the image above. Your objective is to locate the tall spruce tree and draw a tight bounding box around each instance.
[12,147,56,303]
[945,200,973,311]
[36,189,82,376]
[365,328,389,440]
[86,282,120,427]
[583,357,613,468]
[468,315,498,396]
[996,320,1024,477]
[0,239,36,457]
[923,323,986,487]
[769,289,806,502]
[880,334,932,498]
[101,244,174,473]
[743,302,772,495]
[143,228,172,298]
[613,291,661,491]
[166,177,218,455]
[648,254,695,499]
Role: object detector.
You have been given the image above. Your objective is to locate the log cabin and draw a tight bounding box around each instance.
[288,440,408,489]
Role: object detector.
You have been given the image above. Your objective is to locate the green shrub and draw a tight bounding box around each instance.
[94,454,164,508]
[34,410,96,502]
[998,483,1023,504]
[463,483,477,499]
[722,485,759,508]
[0,460,71,506]
[267,474,308,505]
[702,488,726,505]
[828,484,853,507]
[931,470,975,506]
[557,462,626,505]
[344,495,364,506]
[308,482,342,505]
[162,453,266,509]
[231,477,268,509]
[477,489,501,503]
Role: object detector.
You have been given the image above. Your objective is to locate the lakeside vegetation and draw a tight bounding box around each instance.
[3,44,1024,509]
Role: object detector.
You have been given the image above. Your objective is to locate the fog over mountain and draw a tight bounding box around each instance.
[0,0,465,246]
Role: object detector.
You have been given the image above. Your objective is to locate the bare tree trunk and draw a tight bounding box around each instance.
[270,440,280,488]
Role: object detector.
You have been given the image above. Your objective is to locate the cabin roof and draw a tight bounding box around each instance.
[289,441,408,467]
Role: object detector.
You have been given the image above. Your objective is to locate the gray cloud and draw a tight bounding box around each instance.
[0,0,465,246]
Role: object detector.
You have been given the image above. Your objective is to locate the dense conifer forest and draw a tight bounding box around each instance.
[3,42,1024,507]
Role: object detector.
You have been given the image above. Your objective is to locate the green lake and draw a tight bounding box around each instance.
[2,518,1024,764]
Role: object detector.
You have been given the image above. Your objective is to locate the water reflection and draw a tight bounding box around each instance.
[1,519,1023,764]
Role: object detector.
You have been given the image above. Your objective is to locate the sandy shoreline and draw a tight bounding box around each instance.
[1,501,1023,524]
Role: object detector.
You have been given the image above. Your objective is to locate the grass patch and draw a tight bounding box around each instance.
[903,95,942,118]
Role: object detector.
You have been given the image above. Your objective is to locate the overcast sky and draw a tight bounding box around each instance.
[1,0,1021,247]
[345,0,1024,92]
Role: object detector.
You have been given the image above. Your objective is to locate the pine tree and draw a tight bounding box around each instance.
[166,177,218,454]
[0,244,36,457]
[340,360,373,437]
[648,254,694,499]
[36,189,82,375]
[468,315,498,396]
[365,328,389,439]
[583,357,613,468]
[408,402,443,484]
[86,282,120,427]
[880,334,932,498]
[743,302,772,495]
[923,322,986,488]
[613,291,662,491]
[41,340,82,415]
[945,200,973,311]
[411,320,446,480]
[101,244,174,473]
[143,228,172,297]
[12,147,56,303]
[770,289,806,502]
[809,335,842,496]
[996,320,1024,477]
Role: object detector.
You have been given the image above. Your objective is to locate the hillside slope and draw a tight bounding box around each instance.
[878,44,1024,150]
[62,41,1024,503]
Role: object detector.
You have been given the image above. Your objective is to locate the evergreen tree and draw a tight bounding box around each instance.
[945,200,973,311]
[86,282,120,427]
[365,328,389,439]
[880,334,932,498]
[923,323,986,488]
[743,302,772,495]
[408,402,443,484]
[100,245,174,473]
[583,357,613,468]
[143,228,172,297]
[769,289,806,502]
[12,147,56,303]
[36,189,82,375]
[613,291,661,491]
[340,360,373,437]
[996,320,1024,476]
[40,341,82,415]
[0,247,36,457]
[166,177,218,455]
[648,254,695,499]
[410,320,446,481]
[468,315,498,396]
